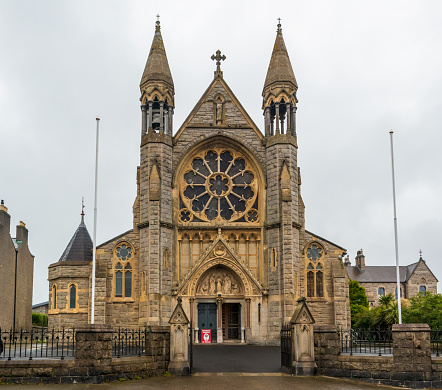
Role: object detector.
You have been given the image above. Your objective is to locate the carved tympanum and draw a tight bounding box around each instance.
[196,268,242,295]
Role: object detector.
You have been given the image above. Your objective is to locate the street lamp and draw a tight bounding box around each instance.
[13,240,22,334]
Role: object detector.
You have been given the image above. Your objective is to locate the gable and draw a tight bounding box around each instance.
[174,77,263,141]
[177,236,263,297]
[408,260,439,283]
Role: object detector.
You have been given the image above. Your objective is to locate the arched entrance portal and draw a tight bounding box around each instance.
[176,237,264,344]
[194,265,245,343]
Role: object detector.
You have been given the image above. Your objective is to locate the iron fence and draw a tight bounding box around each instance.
[431,329,442,356]
[280,323,292,368]
[340,328,392,356]
[0,327,75,360]
[112,327,147,358]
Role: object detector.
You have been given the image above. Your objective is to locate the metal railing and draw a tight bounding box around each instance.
[280,323,292,368]
[0,328,75,360]
[112,327,147,358]
[431,329,442,356]
[340,329,392,356]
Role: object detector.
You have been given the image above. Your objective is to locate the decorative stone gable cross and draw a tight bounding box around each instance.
[211,50,226,78]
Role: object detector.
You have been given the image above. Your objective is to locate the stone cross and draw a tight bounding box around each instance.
[211,50,226,77]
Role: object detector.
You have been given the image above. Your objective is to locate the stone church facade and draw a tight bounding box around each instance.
[48,20,351,344]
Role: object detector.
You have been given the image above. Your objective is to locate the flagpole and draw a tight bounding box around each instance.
[389,130,402,324]
[91,116,100,324]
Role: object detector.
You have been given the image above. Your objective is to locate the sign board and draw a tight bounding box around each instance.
[201,329,211,343]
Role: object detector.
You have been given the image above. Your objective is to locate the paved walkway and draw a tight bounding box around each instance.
[0,376,404,389]
[193,344,282,373]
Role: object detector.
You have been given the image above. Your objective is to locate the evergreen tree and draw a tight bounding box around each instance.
[349,279,369,328]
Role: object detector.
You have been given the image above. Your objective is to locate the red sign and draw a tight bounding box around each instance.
[201,329,211,343]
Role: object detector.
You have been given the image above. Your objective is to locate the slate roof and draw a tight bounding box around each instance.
[346,262,419,283]
[58,217,93,262]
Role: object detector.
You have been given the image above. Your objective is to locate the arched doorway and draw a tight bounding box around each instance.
[193,265,245,343]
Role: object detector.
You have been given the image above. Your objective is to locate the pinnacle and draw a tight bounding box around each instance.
[140,19,174,89]
[263,22,297,93]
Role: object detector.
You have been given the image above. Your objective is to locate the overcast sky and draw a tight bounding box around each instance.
[1,1,441,305]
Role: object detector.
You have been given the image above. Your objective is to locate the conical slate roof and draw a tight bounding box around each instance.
[140,20,174,89]
[263,23,297,91]
[58,215,93,262]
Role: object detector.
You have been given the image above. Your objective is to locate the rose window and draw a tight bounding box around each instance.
[116,244,132,261]
[180,149,258,222]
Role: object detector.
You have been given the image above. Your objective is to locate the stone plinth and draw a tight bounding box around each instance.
[75,324,113,376]
[168,299,190,376]
[392,323,432,382]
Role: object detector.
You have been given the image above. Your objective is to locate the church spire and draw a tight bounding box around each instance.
[140,17,175,136]
[262,20,298,138]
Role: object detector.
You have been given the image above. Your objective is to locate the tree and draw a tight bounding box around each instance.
[403,292,442,329]
[349,279,369,328]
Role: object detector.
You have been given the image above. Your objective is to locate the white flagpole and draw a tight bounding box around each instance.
[91,116,100,324]
[389,130,402,324]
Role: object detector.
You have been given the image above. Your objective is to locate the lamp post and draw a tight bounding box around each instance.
[13,240,23,334]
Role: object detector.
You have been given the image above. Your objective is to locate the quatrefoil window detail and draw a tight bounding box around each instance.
[116,244,132,261]
[307,244,322,262]
[180,148,258,222]
[209,175,229,196]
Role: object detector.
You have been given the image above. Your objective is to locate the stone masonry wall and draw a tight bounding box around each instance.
[0,325,170,384]
[314,323,442,389]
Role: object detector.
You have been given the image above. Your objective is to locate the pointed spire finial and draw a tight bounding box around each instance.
[155,14,160,32]
[277,17,282,33]
[81,197,85,224]
[419,249,423,260]
[211,50,226,78]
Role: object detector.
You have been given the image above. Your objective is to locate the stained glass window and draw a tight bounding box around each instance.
[180,149,258,223]
[125,264,132,298]
[115,264,123,297]
[116,244,132,261]
[307,271,314,297]
[316,271,323,297]
[307,244,322,262]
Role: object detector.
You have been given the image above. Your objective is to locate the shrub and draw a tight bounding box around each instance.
[32,313,48,327]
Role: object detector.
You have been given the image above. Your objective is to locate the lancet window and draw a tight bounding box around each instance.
[305,242,325,298]
[113,242,134,299]
[69,283,77,309]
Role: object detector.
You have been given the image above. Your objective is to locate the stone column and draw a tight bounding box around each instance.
[217,296,223,343]
[141,105,147,135]
[168,106,173,135]
[286,103,291,133]
[392,323,432,382]
[159,103,164,133]
[75,324,113,377]
[148,102,153,131]
[264,107,271,137]
[291,106,297,137]
[275,103,280,135]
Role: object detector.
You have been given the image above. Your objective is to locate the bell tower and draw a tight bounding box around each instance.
[140,17,175,135]
[263,21,301,325]
[138,17,175,326]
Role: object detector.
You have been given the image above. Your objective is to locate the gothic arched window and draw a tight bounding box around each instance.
[113,242,134,299]
[52,284,57,310]
[179,148,259,223]
[69,284,77,309]
[305,242,325,298]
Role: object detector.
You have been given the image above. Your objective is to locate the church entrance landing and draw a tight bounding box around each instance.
[192,344,281,373]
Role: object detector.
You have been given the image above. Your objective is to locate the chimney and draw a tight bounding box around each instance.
[355,249,365,271]
[343,255,351,267]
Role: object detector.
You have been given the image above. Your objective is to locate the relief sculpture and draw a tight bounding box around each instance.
[197,268,242,295]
